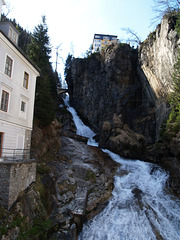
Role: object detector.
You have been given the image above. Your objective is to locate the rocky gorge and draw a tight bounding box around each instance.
[0,100,119,239]
[66,15,180,195]
[0,14,180,240]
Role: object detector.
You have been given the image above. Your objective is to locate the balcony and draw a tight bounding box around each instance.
[0,148,35,162]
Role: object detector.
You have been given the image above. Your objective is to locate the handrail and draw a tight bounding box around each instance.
[0,148,36,162]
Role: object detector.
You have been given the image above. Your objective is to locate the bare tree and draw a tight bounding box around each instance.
[152,0,180,23]
[2,0,13,18]
[121,28,141,46]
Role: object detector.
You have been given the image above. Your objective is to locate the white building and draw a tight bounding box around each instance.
[93,34,118,52]
[0,0,40,159]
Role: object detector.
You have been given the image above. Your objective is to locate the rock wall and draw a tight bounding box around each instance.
[68,44,155,158]
[70,44,141,132]
[31,119,62,161]
[139,15,179,98]
[139,15,180,139]
[67,15,179,158]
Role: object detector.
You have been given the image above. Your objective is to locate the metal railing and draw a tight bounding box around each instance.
[0,148,36,162]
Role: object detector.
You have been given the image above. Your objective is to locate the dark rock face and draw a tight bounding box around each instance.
[70,44,140,130]
[67,44,155,158]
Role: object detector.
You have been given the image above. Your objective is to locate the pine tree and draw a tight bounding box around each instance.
[167,50,180,132]
[28,16,56,126]
[64,54,74,97]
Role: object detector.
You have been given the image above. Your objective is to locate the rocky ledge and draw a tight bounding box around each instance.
[50,135,119,238]
[0,113,119,240]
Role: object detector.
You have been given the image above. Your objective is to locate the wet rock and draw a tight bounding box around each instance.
[132,187,143,199]
[61,129,88,143]
[51,136,119,233]
[99,114,145,159]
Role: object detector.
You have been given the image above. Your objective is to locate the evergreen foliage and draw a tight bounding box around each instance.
[166,50,180,133]
[28,16,58,126]
[2,14,60,126]
[1,14,31,53]
[161,11,180,140]
[64,54,74,83]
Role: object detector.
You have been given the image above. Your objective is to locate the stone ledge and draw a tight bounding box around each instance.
[0,159,36,165]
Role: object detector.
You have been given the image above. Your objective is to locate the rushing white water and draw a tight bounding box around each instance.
[79,150,180,240]
[63,95,180,240]
[63,95,98,146]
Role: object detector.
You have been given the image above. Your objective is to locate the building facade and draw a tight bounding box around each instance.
[93,33,118,52]
[0,3,40,160]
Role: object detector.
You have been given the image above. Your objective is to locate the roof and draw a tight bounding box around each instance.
[0,29,41,75]
[94,33,118,40]
[0,21,20,35]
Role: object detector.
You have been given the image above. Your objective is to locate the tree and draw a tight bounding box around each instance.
[1,14,32,53]
[162,13,180,138]
[86,44,93,57]
[28,16,51,70]
[121,28,141,46]
[152,0,180,23]
[167,50,180,131]
[28,16,57,126]
[64,54,74,95]
[64,54,74,80]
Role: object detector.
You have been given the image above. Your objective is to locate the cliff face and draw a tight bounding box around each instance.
[67,15,179,159]
[139,15,180,138]
[139,16,179,97]
[70,44,140,130]
[68,44,155,158]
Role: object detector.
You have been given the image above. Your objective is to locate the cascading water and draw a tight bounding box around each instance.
[63,95,98,146]
[64,95,180,240]
[79,150,180,240]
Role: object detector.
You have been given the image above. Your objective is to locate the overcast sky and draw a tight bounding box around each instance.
[3,0,158,78]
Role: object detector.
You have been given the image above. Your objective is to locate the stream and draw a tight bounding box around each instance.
[64,96,180,240]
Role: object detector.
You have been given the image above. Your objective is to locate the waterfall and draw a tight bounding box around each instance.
[63,95,180,240]
[63,95,98,146]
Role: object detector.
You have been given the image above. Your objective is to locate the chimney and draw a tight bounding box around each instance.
[0,0,5,21]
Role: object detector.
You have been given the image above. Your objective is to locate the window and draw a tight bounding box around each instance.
[5,56,13,77]
[1,90,9,112]
[9,27,13,40]
[9,28,17,44]
[23,72,29,89]
[0,132,3,157]
[21,101,26,112]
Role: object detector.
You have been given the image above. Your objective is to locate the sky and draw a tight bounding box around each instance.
[2,0,158,80]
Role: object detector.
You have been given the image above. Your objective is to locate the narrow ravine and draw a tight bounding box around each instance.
[64,95,180,240]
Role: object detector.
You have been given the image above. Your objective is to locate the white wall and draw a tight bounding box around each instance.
[0,32,39,129]
[0,121,25,150]
[0,31,39,151]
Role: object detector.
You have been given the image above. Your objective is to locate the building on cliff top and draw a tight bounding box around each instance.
[93,33,118,52]
[0,0,40,161]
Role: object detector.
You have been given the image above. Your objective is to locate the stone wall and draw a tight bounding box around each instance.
[0,160,36,208]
